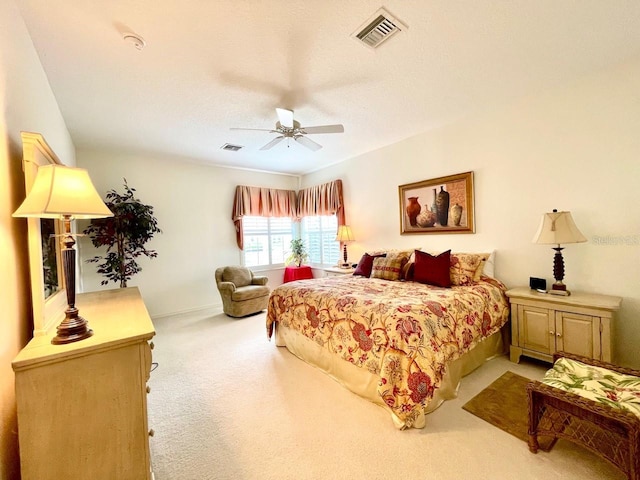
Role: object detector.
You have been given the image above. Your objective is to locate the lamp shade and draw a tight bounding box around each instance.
[533,210,586,245]
[13,165,113,219]
[335,225,355,242]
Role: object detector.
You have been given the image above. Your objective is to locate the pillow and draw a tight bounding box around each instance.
[402,261,415,281]
[482,250,496,278]
[413,250,451,287]
[367,249,415,279]
[450,253,491,286]
[353,253,386,277]
[370,253,407,281]
[366,248,418,258]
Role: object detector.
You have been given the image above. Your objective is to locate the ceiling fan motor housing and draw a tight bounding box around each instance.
[232,108,344,151]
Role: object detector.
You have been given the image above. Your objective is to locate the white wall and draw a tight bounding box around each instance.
[76,150,298,317]
[303,57,640,368]
[1,1,75,477]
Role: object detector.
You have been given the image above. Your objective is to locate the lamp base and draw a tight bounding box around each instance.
[51,307,93,345]
[549,283,570,296]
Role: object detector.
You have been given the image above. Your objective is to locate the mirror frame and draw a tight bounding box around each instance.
[21,132,67,336]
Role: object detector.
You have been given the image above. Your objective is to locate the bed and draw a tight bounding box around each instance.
[266,251,511,429]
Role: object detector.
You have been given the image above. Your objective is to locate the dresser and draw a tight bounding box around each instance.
[12,287,155,480]
[506,287,621,364]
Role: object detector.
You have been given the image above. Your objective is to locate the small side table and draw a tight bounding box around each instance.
[323,266,355,277]
[283,265,313,283]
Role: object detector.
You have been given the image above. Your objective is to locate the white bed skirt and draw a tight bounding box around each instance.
[274,323,507,429]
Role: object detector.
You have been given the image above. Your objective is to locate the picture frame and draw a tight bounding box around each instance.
[399,171,475,235]
[20,132,67,336]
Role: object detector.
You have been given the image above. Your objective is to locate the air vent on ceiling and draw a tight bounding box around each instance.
[352,8,408,49]
[221,143,243,152]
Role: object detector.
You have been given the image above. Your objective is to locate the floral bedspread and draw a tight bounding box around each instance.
[266,276,510,428]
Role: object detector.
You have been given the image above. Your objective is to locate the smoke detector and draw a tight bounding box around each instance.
[123,33,146,51]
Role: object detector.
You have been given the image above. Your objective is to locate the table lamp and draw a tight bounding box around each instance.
[335,225,355,268]
[532,209,586,296]
[13,165,113,344]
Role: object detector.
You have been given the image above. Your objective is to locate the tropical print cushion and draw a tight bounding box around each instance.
[542,357,640,419]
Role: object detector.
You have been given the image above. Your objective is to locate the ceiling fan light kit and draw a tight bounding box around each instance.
[231,108,344,151]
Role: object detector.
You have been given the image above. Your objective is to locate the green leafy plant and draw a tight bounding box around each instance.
[285,238,309,267]
[83,179,161,288]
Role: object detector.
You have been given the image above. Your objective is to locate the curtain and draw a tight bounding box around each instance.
[296,179,345,225]
[232,185,297,249]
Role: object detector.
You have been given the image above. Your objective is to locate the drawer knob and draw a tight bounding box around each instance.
[146,385,151,394]
[556,332,562,338]
[149,429,155,437]
[549,331,554,336]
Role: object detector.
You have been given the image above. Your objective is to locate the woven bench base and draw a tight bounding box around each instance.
[527,352,640,480]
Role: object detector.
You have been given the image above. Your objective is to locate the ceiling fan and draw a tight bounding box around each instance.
[231,108,344,151]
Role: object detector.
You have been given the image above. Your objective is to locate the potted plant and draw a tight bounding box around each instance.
[285,239,309,267]
[83,179,161,288]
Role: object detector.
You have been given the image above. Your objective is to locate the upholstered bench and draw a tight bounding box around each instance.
[527,352,640,480]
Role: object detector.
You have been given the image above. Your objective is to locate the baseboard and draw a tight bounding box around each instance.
[151,303,223,320]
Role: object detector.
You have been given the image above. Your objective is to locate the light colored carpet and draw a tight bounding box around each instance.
[147,310,624,480]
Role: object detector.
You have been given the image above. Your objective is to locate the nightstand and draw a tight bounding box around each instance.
[506,287,622,364]
[324,266,355,277]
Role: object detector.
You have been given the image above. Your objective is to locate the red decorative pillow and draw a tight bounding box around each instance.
[353,253,386,277]
[413,250,451,288]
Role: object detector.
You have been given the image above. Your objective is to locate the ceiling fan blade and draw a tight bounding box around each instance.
[230,127,277,132]
[259,136,285,151]
[294,135,322,151]
[276,108,294,129]
[299,124,344,134]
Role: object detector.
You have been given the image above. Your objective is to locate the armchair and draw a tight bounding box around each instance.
[215,266,270,317]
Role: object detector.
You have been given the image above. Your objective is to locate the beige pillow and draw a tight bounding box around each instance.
[449,253,491,286]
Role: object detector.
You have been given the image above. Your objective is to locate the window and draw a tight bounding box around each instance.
[242,216,293,268]
[301,215,340,266]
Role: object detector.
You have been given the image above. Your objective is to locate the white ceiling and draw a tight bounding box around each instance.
[14,0,640,175]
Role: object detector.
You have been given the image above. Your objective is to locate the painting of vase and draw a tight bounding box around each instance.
[398,171,475,235]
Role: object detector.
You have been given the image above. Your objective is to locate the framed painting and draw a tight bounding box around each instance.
[399,171,475,235]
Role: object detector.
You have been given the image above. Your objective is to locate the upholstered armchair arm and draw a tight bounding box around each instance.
[217,281,236,293]
[252,276,268,286]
